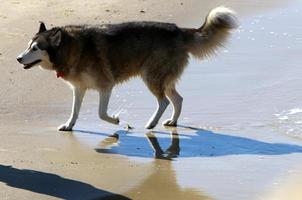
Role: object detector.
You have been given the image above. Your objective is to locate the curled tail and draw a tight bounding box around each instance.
[186,6,238,59]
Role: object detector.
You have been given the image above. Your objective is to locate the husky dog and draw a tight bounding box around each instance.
[17,7,237,131]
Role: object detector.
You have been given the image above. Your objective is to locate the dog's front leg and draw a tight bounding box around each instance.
[98,88,119,125]
[58,87,86,131]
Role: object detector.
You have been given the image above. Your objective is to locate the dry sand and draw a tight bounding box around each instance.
[1,0,302,200]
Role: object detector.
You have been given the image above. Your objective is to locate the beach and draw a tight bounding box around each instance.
[1,0,302,199]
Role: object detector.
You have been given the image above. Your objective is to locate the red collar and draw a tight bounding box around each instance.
[56,71,65,78]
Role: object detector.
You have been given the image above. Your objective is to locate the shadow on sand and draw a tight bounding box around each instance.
[91,126,302,158]
[0,165,130,200]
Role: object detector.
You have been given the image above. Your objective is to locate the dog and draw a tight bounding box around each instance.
[17,6,237,131]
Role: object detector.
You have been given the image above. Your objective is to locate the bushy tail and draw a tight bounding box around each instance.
[187,6,238,59]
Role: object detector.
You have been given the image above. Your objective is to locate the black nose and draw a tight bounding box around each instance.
[16,56,22,63]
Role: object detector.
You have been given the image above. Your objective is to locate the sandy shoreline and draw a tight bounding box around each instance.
[1,0,302,200]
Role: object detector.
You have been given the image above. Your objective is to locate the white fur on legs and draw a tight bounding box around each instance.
[163,89,183,127]
[145,97,170,129]
[58,87,86,131]
[99,89,119,125]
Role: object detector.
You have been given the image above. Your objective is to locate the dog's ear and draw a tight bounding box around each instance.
[38,21,47,33]
[50,29,62,47]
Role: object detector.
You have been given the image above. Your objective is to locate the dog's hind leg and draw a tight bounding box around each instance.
[145,97,170,129]
[143,78,170,129]
[163,86,183,127]
[99,88,120,125]
[58,86,86,131]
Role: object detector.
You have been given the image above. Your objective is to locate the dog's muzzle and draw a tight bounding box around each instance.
[16,56,41,69]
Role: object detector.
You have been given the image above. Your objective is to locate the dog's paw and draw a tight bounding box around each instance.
[57,123,74,131]
[145,121,157,129]
[162,119,177,127]
[101,115,120,125]
[115,116,120,125]
[111,116,120,125]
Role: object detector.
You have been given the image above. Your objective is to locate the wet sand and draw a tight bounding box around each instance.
[1,0,302,199]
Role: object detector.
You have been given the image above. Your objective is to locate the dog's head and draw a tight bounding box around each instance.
[17,22,62,70]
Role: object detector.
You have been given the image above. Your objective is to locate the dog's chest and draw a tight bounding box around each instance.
[67,72,98,89]
[81,73,98,88]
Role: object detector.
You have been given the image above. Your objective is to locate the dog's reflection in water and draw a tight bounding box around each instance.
[146,130,180,160]
[97,128,181,159]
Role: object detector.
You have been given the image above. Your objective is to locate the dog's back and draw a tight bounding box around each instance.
[101,22,188,84]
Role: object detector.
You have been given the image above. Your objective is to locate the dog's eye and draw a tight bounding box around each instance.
[32,46,38,51]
